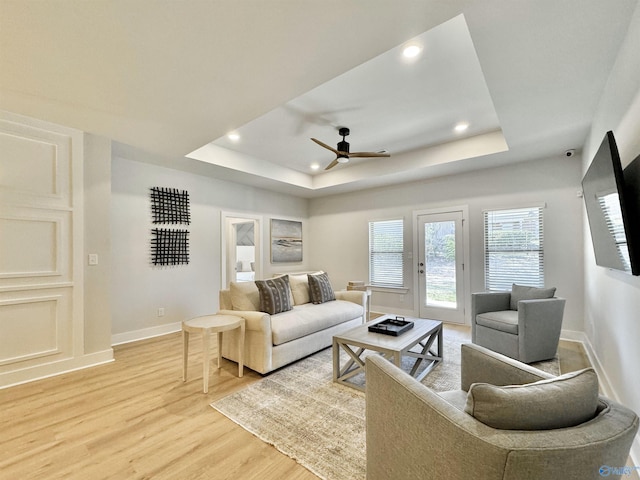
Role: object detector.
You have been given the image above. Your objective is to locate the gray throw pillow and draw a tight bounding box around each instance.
[510,283,557,310]
[308,272,336,304]
[464,367,599,430]
[255,275,293,315]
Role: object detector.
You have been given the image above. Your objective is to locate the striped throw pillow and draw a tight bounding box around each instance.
[255,275,293,314]
[308,272,336,304]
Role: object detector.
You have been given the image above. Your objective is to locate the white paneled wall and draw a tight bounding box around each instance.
[0,112,112,388]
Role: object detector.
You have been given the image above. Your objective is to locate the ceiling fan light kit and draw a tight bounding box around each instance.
[311,127,390,170]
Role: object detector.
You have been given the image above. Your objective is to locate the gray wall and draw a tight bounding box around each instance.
[308,155,585,332]
[110,154,310,339]
[581,1,640,463]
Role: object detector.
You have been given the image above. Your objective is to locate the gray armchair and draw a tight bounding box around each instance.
[366,343,639,480]
[471,287,565,363]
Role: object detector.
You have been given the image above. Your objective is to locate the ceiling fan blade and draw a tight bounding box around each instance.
[311,138,339,155]
[349,151,391,158]
[324,158,340,170]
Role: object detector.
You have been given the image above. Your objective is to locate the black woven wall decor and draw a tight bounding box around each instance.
[150,187,190,224]
[150,228,190,266]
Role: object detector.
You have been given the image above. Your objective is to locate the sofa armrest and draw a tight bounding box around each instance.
[217,309,271,333]
[335,290,366,308]
[460,343,552,391]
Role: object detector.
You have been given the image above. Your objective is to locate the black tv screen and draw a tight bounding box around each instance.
[582,131,640,276]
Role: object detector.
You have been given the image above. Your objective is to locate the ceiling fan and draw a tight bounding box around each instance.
[311,127,390,170]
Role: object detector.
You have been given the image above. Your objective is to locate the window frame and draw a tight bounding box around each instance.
[368,218,405,289]
[483,205,545,291]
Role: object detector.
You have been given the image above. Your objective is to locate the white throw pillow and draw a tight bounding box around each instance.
[229,281,260,311]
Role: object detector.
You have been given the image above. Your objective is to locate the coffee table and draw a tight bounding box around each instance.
[332,315,443,391]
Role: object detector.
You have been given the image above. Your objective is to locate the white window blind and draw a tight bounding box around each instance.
[369,219,404,287]
[484,207,544,291]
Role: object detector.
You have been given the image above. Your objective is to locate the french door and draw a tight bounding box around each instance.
[417,211,465,323]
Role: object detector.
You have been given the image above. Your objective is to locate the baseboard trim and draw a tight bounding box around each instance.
[111,322,182,346]
[0,349,114,390]
[560,329,639,471]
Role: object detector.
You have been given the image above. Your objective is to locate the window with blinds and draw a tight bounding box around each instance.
[484,207,544,291]
[368,219,404,287]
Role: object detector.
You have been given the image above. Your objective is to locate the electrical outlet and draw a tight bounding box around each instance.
[157,308,165,317]
[88,253,99,266]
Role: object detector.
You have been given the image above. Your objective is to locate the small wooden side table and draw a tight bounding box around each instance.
[182,314,245,393]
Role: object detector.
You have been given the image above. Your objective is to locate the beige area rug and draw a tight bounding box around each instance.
[211,339,559,480]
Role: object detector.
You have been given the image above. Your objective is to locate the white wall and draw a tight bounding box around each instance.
[84,134,113,354]
[309,155,585,332]
[582,1,640,464]
[110,154,309,343]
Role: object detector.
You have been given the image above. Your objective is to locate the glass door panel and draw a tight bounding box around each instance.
[418,212,464,323]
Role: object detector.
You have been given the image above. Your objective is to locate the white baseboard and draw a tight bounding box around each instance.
[560,329,639,471]
[0,349,114,390]
[111,322,182,346]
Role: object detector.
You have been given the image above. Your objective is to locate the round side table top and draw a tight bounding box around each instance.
[182,314,243,331]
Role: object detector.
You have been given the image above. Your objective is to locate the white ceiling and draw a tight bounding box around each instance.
[1,0,638,198]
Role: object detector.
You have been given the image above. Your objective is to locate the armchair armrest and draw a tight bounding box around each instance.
[471,291,511,316]
[366,354,513,480]
[471,292,511,342]
[460,343,553,391]
[517,297,565,363]
[366,352,639,480]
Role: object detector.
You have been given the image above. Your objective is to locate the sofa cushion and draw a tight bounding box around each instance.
[229,281,260,311]
[289,273,312,305]
[464,367,599,430]
[510,284,557,310]
[475,310,518,334]
[308,272,336,304]
[271,300,363,345]
[256,276,293,315]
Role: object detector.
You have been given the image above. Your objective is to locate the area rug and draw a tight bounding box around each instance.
[210,339,559,480]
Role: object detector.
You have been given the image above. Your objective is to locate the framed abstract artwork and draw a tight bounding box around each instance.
[270,219,302,263]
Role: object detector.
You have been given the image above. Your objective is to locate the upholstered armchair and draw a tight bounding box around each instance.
[471,285,565,363]
[366,344,639,480]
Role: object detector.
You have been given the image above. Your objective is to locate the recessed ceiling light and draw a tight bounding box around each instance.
[310,163,320,171]
[227,132,240,142]
[454,122,469,133]
[402,44,422,59]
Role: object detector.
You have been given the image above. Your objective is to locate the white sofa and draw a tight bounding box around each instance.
[218,273,366,374]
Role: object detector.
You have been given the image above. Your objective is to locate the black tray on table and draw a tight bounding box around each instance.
[368,316,414,336]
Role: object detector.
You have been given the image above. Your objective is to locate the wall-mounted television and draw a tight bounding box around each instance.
[582,130,640,276]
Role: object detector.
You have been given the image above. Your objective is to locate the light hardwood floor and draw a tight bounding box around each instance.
[0,324,592,480]
[0,332,317,480]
